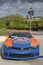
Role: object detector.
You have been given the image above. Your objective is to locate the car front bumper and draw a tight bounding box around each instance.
[2,45,39,60]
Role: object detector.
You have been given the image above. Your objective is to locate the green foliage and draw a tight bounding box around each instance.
[0,28,11,35]
[0,19,6,28]
[0,13,43,30]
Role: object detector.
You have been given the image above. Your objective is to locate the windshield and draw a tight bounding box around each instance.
[9,32,32,38]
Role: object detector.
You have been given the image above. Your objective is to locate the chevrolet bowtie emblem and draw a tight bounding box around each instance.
[21,48,23,50]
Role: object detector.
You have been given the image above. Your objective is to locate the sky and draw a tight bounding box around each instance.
[0,0,43,17]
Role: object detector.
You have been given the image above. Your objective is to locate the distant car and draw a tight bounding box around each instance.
[1,30,39,60]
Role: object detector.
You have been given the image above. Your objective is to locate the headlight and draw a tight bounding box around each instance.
[30,38,38,47]
[4,38,12,47]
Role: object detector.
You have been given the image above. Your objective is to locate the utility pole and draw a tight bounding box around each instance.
[28,6,34,33]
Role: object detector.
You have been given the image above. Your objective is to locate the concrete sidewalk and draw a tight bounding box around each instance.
[31,31,43,35]
[0,36,7,42]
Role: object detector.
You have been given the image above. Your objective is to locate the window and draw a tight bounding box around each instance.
[9,32,32,38]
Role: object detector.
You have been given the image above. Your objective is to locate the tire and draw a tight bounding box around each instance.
[1,45,4,59]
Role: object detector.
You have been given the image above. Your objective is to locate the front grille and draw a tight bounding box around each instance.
[4,53,39,57]
[8,45,39,50]
[8,47,30,50]
[9,53,34,58]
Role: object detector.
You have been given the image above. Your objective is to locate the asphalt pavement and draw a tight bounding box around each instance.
[0,35,43,65]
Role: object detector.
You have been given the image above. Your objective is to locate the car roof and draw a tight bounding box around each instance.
[12,30,29,33]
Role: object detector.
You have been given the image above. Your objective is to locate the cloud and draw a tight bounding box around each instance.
[32,2,43,16]
[0,0,43,17]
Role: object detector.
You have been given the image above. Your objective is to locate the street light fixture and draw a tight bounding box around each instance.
[28,6,34,33]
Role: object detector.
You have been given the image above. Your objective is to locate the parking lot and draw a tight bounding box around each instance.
[0,35,43,65]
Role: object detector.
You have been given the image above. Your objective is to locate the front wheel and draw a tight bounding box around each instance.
[1,45,4,59]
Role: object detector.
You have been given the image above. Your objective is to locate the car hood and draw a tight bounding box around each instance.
[12,37,31,48]
[4,37,38,48]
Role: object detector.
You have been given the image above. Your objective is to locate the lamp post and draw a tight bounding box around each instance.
[28,6,34,33]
